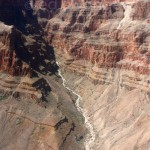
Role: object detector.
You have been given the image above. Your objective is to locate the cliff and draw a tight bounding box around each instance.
[47,0,150,86]
[0,1,86,150]
[0,0,150,149]
[46,0,150,149]
[61,0,139,8]
[0,0,60,76]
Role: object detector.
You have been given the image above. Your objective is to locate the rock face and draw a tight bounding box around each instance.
[47,0,150,75]
[0,0,59,77]
[0,0,86,150]
[61,0,139,8]
[46,0,150,149]
[0,0,150,149]
[30,0,61,27]
[0,24,30,76]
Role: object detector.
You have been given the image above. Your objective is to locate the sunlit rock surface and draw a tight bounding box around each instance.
[0,0,150,149]
[47,0,150,75]
[47,0,150,149]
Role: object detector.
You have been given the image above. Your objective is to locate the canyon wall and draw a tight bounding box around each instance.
[0,0,60,76]
[47,0,150,88]
[0,0,150,149]
[0,1,86,150]
[61,0,139,8]
[47,0,150,149]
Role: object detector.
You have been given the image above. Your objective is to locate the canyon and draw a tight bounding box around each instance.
[47,0,150,149]
[0,0,150,150]
[0,0,86,150]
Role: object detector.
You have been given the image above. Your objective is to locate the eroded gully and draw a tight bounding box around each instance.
[56,62,95,150]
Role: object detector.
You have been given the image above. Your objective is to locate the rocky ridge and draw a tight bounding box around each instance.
[47,0,150,92]
[0,0,86,150]
[0,0,150,149]
[46,0,150,149]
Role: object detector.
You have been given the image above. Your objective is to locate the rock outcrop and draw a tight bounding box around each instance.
[46,0,150,149]
[47,0,150,85]
[0,0,59,77]
[61,0,139,8]
[0,0,150,149]
[0,1,86,150]
[30,0,61,27]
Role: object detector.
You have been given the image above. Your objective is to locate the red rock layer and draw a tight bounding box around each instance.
[47,0,150,75]
[0,0,59,77]
[0,25,30,76]
[61,0,138,8]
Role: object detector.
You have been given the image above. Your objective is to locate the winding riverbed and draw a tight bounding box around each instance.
[56,62,95,150]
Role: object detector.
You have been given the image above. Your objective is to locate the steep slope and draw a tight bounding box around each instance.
[0,0,86,150]
[0,0,150,149]
[47,0,150,149]
[47,0,150,75]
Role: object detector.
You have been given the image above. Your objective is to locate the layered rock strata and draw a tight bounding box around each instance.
[61,66,150,150]
[0,0,150,149]
[0,0,86,149]
[47,0,150,88]
[47,0,150,149]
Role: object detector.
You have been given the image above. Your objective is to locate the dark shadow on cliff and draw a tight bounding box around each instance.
[0,0,60,104]
[32,78,52,102]
[0,0,59,76]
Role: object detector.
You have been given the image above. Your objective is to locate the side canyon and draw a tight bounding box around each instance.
[0,0,150,150]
